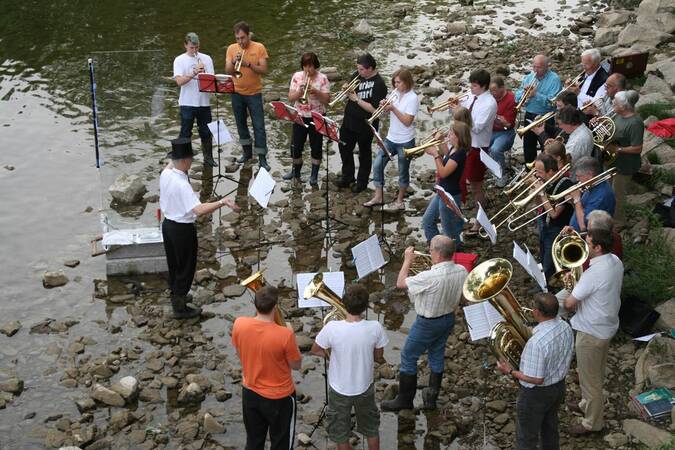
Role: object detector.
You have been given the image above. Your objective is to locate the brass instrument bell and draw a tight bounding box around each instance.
[303,273,348,325]
[234,49,246,79]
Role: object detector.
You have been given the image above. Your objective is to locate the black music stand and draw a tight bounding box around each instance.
[368,124,397,257]
[197,74,241,195]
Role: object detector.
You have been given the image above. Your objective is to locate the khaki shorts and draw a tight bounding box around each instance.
[326,383,380,444]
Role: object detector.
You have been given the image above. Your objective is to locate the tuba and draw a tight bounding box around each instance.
[304,273,348,325]
[463,258,531,368]
[549,230,588,290]
[240,270,289,328]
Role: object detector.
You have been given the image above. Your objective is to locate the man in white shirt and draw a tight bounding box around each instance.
[173,32,217,168]
[556,106,594,163]
[382,235,467,412]
[160,138,237,319]
[572,49,608,110]
[497,293,574,450]
[312,284,389,450]
[460,69,497,235]
[564,227,623,436]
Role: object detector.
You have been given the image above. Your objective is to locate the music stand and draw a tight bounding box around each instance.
[197,73,241,195]
[368,123,397,256]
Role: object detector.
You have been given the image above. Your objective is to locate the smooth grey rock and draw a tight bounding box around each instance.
[648,57,675,89]
[75,397,96,413]
[594,27,620,47]
[42,271,69,288]
[604,432,628,447]
[596,11,633,28]
[177,382,204,404]
[634,336,675,391]
[222,283,247,297]
[353,19,372,36]
[0,378,24,394]
[108,173,147,205]
[0,320,21,337]
[617,23,671,48]
[110,376,139,401]
[623,418,672,448]
[91,383,125,407]
[203,413,226,434]
[637,0,675,34]
[640,74,674,100]
[647,363,675,389]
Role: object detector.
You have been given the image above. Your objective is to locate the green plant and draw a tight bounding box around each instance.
[646,151,661,165]
[638,102,675,121]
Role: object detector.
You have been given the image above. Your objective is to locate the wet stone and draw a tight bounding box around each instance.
[1,320,21,337]
[63,259,80,268]
[44,429,67,448]
[75,397,96,413]
[42,270,69,288]
[68,342,85,355]
[0,378,24,395]
[91,384,125,407]
[203,413,226,434]
[138,387,162,403]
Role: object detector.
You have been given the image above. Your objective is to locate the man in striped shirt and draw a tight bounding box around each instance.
[382,235,468,412]
[497,293,574,450]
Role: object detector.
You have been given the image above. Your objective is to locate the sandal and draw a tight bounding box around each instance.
[363,199,384,208]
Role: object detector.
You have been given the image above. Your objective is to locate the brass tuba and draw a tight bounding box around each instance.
[303,273,348,325]
[240,270,289,328]
[549,230,588,290]
[463,258,531,368]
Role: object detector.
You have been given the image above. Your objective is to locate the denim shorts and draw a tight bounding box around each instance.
[326,384,380,443]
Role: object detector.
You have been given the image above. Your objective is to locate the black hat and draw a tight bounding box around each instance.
[168,138,196,159]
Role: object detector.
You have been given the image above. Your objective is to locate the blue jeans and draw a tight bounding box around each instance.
[231,92,267,155]
[539,220,563,283]
[400,313,455,374]
[422,194,464,248]
[372,138,414,188]
[179,106,212,142]
[489,128,516,175]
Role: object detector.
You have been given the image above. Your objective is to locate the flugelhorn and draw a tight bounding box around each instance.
[298,71,311,105]
[367,91,399,125]
[240,270,289,328]
[516,110,556,137]
[463,258,531,368]
[403,127,450,159]
[479,163,571,238]
[234,49,246,79]
[427,93,469,114]
[329,76,360,107]
[303,273,347,325]
[549,230,588,290]
[515,80,538,113]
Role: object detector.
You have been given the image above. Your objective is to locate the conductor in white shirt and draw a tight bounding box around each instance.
[563,227,623,436]
[160,138,237,319]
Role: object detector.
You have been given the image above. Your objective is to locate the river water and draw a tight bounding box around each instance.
[0,0,589,448]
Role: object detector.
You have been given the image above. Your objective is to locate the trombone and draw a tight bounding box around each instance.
[503,167,536,197]
[478,163,571,238]
[233,48,246,79]
[367,91,399,125]
[550,71,585,105]
[427,93,469,114]
[403,127,450,159]
[328,76,360,107]
[298,71,311,105]
[515,80,538,113]
[516,110,555,137]
[506,167,618,231]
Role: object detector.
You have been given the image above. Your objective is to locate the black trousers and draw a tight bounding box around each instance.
[291,117,323,160]
[161,219,197,297]
[516,380,565,450]
[338,126,373,186]
[242,387,296,450]
[522,112,556,164]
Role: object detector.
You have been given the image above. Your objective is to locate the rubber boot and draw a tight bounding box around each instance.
[422,371,443,410]
[202,140,217,167]
[283,164,302,180]
[309,164,320,187]
[237,144,253,164]
[381,373,417,412]
[171,295,201,320]
[258,153,271,172]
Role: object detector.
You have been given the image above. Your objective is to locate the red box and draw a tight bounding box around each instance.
[453,252,478,273]
[197,74,234,94]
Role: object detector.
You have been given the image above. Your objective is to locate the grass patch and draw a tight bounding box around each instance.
[622,206,675,306]
[638,102,675,121]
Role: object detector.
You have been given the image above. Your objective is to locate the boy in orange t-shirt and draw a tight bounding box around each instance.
[232,286,302,450]
[225,21,270,171]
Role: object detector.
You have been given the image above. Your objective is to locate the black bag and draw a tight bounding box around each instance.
[619,296,661,337]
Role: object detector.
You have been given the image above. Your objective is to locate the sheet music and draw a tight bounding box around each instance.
[249,167,275,208]
[296,272,345,308]
[435,185,467,222]
[352,235,386,279]
[207,120,233,146]
[525,245,548,292]
[476,202,496,244]
[463,302,505,341]
[480,150,502,179]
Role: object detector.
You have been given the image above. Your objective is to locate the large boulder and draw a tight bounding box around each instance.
[654,298,675,331]
[596,10,633,28]
[594,28,620,47]
[108,173,147,205]
[617,23,671,49]
[647,56,675,89]
[634,336,675,391]
[623,419,672,449]
[636,0,675,34]
[640,74,674,100]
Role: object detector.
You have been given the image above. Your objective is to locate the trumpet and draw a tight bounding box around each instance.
[549,230,588,290]
[403,127,450,159]
[515,80,538,113]
[367,91,399,125]
[550,71,585,105]
[478,163,571,238]
[427,93,469,114]
[329,76,360,107]
[580,96,605,113]
[516,110,556,137]
[240,270,289,328]
[410,251,433,276]
[298,71,311,105]
[234,49,246,79]
[304,273,347,325]
[507,167,618,231]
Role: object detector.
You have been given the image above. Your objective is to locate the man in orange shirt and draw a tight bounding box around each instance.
[232,286,302,450]
[225,21,271,171]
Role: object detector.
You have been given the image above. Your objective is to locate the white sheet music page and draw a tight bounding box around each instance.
[352,235,385,279]
[249,167,276,208]
[512,241,530,274]
[463,302,505,341]
[524,246,548,292]
[207,120,233,146]
[479,150,502,179]
[296,272,345,308]
[476,202,497,244]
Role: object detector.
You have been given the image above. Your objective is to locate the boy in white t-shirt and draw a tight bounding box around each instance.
[311,284,389,450]
[172,32,216,167]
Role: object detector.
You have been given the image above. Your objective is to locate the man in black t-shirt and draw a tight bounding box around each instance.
[532,153,574,284]
[335,53,388,193]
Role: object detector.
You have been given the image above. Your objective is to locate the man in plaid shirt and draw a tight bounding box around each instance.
[497,293,574,449]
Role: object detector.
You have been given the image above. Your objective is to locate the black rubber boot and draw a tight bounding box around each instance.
[171,295,201,320]
[309,164,320,186]
[258,153,271,172]
[283,164,302,180]
[237,144,253,164]
[422,371,443,410]
[381,372,417,412]
[202,140,217,167]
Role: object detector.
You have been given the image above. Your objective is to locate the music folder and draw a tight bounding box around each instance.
[311,111,341,143]
[269,102,307,128]
[368,123,394,160]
